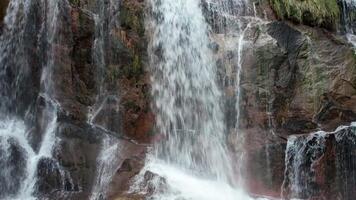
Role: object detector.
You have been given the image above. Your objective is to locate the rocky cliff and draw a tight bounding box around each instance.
[0,0,355,199]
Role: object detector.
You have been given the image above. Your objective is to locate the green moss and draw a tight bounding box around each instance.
[117,53,144,79]
[124,100,141,112]
[269,0,340,29]
[120,3,145,36]
[107,65,120,85]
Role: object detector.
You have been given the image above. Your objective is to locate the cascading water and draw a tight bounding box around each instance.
[132,0,254,199]
[282,131,328,199]
[90,135,120,200]
[340,0,356,49]
[89,1,122,199]
[0,0,73,199]
[205,0,269,189]
[147,0,232,180]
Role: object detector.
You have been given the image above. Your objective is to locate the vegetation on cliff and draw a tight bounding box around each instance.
[269,0,340,29]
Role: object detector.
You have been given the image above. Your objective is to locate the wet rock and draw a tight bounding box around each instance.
[71,7,96,107]
[282,126,356,200]
[107,145,148,199]
[245,141,286,198]
[230,18,356,197]
[36,158,79,199]
[114,0,153,142]
[52,122,102,199]
[315,93,356,130]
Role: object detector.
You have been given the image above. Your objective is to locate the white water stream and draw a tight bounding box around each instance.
[132,0,255,199]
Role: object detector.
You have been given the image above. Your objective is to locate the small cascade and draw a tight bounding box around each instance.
[340,0,356,48]
[282,131,328,199]
[282,123,356,200]
[87,0,120,132]
[205,0,268,188]
[0,0,35,115]
[89,0,122,199]
[90,135,120,200]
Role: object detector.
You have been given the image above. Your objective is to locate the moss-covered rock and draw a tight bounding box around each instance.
[269,0,340,29]
[120,0,145,37]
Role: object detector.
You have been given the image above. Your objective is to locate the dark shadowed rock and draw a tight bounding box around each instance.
[0,137,27,199]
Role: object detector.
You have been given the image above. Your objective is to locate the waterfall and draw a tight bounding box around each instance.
[131,0,254,199]
[0,0,73,199]
[147,0,232,180]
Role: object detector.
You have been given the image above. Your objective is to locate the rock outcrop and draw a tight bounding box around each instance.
[238,1,356,198]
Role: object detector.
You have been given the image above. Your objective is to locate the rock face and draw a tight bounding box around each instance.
[0,0,355,199]
[237,1,356,198]
[38,0,152,198]
[0,0,151,199]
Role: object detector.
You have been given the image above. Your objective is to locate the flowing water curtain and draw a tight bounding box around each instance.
[147,0,234,182]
